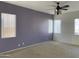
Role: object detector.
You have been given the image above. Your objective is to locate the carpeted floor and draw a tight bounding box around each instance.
[0,41,79,58]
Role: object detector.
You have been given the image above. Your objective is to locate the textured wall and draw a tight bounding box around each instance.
[54,11,79,45]
[0,2,53,52]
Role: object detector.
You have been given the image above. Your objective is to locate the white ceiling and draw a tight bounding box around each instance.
[3,1,79,15]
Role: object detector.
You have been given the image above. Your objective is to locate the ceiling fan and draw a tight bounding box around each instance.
[54,2,70,15]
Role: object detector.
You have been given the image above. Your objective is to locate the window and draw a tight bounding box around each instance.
[48,20,53,33]
[75,19,79,35]
[54,20,61,33]
[48,19,61,34]
[1,13,16,38]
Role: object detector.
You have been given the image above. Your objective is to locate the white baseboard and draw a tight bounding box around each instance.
[0,41,49,55]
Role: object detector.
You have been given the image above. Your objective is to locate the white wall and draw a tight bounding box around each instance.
[54,11,79,45]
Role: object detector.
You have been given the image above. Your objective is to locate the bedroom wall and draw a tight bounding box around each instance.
[0,2,53,52]
[54,10,79,45]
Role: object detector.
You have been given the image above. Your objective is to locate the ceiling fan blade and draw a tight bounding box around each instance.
[61,9,68,10]
[61,5,69,9]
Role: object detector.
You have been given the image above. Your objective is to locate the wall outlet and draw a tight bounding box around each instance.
[18,44,21,47]
[22,42,25,45]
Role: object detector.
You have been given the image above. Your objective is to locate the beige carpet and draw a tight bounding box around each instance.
[0,41,79,58]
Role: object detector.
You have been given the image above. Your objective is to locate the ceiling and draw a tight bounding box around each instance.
[3,1,79,15]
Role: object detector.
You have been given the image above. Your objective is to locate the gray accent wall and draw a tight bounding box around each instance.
[54,11,79,45]
[0,2,53,52]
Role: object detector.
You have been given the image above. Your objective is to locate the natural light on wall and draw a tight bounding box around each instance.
[75,18,79,35]
[54,20,61,33]
[48,20,53,33]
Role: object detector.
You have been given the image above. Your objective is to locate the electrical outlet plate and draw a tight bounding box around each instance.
[22,42,24,45]
[18,44,21,47]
